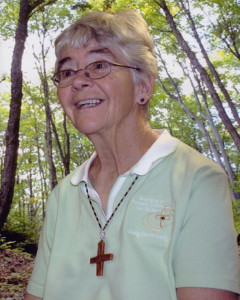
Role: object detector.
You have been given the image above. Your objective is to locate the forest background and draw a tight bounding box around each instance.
[0,0,240,257]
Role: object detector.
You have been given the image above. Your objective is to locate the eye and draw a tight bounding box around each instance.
[85,61,111,79]
[92,61,109,71]
[60,69,76,79]
[96,62,105,69]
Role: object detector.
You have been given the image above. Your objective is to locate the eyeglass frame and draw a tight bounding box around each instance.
[51,60,141,88]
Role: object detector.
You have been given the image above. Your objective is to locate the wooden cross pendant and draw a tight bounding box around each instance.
[90,240,113,276]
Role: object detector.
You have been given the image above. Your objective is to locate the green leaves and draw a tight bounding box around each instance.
[0,0,239,235]
[0,0,19,39]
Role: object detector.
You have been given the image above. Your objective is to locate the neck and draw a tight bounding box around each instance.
[87,121,159,212]
[88,123,159,178]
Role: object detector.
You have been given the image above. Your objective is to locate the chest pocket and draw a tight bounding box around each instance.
[125,194,176,250]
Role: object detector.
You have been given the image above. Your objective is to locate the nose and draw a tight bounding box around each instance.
[71,69,93,90]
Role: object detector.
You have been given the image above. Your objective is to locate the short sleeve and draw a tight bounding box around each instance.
[173,169,240,294]
[27,188,58,297]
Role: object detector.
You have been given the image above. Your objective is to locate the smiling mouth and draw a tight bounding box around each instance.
[75,99,102,109]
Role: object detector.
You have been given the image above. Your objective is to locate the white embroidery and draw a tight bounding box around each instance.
[132,196,166,212]
[127,229,170,242]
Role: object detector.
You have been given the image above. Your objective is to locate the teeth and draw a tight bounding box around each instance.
[76,99,101,109]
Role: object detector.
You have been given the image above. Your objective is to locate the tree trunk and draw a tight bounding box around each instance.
[63,114,70,176]
[155,0,240,152]
[35,133,47,220]
[157,49,239,198]
[0,0,54,230]
[35,12,70,178]
[178,0,240,127]
[44,100,57,189]
[0,0,31,230]
[50,114,70,177]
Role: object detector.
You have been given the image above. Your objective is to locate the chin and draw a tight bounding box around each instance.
[74,122,103,135]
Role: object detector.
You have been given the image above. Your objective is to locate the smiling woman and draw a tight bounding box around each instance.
[24,10,239,300]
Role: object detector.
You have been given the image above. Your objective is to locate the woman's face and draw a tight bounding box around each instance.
[56,40,144,137]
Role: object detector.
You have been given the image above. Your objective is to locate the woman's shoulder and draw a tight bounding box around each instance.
[173,140,226,177]
[50,160,88,196]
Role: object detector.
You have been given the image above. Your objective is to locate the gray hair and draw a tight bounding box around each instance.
[54,10,158,84]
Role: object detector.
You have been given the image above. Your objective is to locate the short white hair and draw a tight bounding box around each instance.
[55,10,158,85]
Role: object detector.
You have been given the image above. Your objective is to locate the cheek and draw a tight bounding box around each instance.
[107,73,136,101]
[57,89,64,102]
[57,89,68,108]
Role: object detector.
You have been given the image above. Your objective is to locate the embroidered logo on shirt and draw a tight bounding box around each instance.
[142,206,175,231]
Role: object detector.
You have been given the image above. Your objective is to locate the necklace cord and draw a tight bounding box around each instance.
[85,175,139,233]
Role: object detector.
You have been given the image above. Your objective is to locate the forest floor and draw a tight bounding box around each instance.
[0,249,34,300]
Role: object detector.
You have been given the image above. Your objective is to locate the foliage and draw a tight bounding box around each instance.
[0,235,15,251]
[232,179,240,234]
[2,83,94,244]
[233,199,240,233]
[0,0,19,39]
[0,0,239,236]
[0,244,34,300]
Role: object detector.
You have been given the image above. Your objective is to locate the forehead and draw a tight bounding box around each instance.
[57,41,118,70]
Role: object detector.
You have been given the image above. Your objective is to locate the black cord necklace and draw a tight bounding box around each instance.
[85,175,139,276]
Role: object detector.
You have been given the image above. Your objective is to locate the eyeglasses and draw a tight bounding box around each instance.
[52,60,140,88]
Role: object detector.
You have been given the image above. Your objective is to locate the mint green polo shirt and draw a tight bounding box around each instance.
[27,130,240,299]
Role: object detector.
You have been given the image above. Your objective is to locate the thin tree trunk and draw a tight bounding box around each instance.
[50,114,70,176]
[39,29,57,189]
[175,55,235,183]
[35,132,47,220]
[63,114,70,175]
[44,100,57,189]
[199,2,240,61]
[178,0,240,127]
[191,69,239,195]
[34,11,71,179]
[157,50,239,198]
[0,0,31,230]
[0,0,56,230]
[155,0,240,152]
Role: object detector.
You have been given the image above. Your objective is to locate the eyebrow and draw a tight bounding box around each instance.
[88,47,115,58]
[58,57,72,68]
[57,47,116,71]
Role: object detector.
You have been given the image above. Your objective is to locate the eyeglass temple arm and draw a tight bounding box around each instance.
[111,63,140,71]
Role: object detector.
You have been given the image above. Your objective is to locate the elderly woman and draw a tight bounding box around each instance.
[25,10,239,300]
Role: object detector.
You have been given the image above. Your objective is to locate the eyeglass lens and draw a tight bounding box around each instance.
[53,61,111,87]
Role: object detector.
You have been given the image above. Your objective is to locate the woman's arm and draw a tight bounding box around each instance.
[177,287,238,300]
[24,293,43,300]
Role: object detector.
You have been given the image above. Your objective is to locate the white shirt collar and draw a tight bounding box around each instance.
[71,129,178,185]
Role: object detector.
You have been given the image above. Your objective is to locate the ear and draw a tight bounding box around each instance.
[135,75,155,105]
